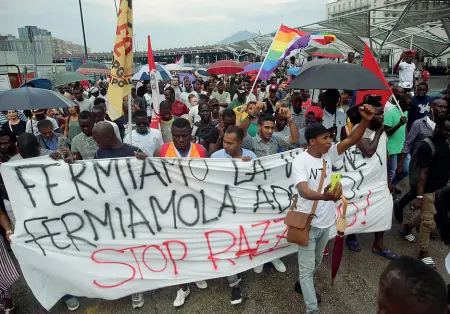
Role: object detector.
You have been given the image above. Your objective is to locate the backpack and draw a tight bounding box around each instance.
[409,138,435,188]
[193,122,217,148]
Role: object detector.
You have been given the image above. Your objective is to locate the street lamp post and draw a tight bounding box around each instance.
[78,0,89,61]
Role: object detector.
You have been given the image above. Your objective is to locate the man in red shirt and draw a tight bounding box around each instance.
[164,86,189,117]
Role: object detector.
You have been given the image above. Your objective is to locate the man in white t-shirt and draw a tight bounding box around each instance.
[291,104,375,314]
[394,51,416,89]
[321,89,346,142]
[123,110,162,156]
[180,80,198,108]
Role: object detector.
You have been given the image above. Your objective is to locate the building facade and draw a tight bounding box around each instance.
[18,26,52,39]
[1,26,89,61]
[326,0,406,23]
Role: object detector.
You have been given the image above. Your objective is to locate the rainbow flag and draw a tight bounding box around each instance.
[259,25,335,80]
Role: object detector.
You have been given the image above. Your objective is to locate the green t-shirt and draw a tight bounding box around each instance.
[384,107,408,155]
[248,122,258,137]
[228,98,246,110]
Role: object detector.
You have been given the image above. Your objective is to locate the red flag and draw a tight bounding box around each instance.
[148,35,161,130]
[356,43,391,106]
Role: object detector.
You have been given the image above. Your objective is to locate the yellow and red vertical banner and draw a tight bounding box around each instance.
[107,0,133,121]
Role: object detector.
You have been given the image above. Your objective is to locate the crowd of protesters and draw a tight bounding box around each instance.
[0,52,449,314]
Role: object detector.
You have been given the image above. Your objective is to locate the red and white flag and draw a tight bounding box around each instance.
[356,43,391,106]
[148,35,162,129]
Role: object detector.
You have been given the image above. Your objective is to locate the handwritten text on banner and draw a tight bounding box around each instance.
[1,148,391,309]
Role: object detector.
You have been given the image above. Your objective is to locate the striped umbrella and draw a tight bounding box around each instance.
[132,64,173,81]
[76,62,110,75]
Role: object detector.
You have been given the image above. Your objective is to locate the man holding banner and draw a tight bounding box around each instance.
[154,118,208,307]
[292,104,375,314]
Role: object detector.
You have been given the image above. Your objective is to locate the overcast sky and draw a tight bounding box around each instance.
[0,0,328,52]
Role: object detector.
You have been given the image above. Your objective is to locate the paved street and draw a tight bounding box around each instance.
[9,182,450,314]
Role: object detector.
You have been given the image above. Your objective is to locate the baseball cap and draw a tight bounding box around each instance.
[260,81,267,87]
[305,122,328,142]
[305,106,324,120]
[400,82,412,89]
[89,87,99,93]
[269,84,278,91]
[32,109,45,115]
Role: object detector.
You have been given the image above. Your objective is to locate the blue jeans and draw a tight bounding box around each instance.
[297,226,330,314]
[388,154,410,185]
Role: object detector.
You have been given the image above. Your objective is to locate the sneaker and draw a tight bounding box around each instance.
[64,296,80,311]
[195,280,208,289]
[173,287,190,307]
[131,292,144,309]
[253,264,264,273]
[294,281,321,303]
[231,287,243,305]
[271,258,286,273]
[323,248,329,256]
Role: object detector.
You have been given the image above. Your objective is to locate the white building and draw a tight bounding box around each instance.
[326,0,406,23]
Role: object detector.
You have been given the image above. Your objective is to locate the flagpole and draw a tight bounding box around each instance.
[247,24,282,102]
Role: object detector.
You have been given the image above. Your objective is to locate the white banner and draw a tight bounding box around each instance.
[1,148,392,310]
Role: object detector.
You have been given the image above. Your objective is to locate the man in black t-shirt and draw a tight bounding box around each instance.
[92,121,147,160]
[411,115,450,268]
[263,85,279,115]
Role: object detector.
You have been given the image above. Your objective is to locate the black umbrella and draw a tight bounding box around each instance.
[287,63,388,91]
[0,87,76,111]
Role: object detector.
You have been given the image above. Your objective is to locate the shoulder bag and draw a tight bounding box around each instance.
[284,159,327,246]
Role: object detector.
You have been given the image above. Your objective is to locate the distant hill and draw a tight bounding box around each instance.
[216,31,259,45]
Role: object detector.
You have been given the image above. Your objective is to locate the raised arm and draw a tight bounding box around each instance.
[279,107,300,144]
[337,104,375,155]
[394,53,405,73]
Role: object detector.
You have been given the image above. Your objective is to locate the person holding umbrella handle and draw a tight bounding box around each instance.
[291,104,375,314]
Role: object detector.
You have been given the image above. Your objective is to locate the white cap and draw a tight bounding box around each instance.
[400,82,412,89]
[88,87,99,94]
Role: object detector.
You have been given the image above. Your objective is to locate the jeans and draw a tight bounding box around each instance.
[395,189,416,224]
[298,226,330,314]
[388,154,410,185]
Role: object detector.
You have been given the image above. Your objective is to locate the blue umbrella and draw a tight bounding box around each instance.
[179,73,195,82]
[242,62,262,74]
[0,87,76,111]
[132,64,173,81]
[287,67,302,76]
[20,78,52,90]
